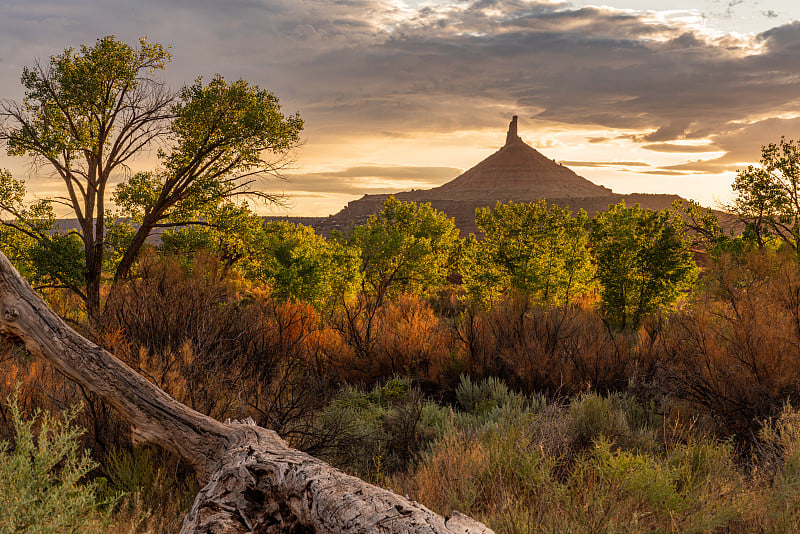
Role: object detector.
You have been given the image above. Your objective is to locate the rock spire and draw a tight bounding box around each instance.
[505,115,521,145]
[312,116,687,237]
[422,115,614,200]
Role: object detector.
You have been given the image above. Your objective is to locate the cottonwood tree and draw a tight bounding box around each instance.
[462,200,594,306]
[0,36,302,325]
[591,201,696,330]
[334,196,459,358]
[161,214,360,309]
[731,137,800,253]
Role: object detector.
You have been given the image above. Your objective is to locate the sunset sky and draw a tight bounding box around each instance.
[2,0,800,216]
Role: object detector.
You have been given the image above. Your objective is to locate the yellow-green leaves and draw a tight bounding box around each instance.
[9,36,170,160]
[462,200,594,306]
[344,197,460,299]
[732,137,800,253]
[591,201,697,329]
[166,75,303,181]
[1,36,303,320]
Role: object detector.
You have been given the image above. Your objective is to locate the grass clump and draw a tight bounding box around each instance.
[314,377,450,480]
[0,392,112,534]
[103,446,199,533]
[393,392,753,533]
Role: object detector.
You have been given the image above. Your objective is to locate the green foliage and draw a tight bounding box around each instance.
[166,75,302,178]
[0,170,85,293]
[316,378,450,478]
[593,436,741,530]
[114,75,303,225]
[463,200,594,305]
[158,200,267,266]
[1,35,303,321]
[342,197,460,300]
[0,393,111,533]
[396,390,747,533]
[569,393,630,447]
[0,35,173,317]
[454,375,539,423]
[7,36,170,160]
[456,234,505,304]
[732,137,800,253]
[161,210,359,308]
[248,220,359,307]
[100,446,198,532]
[101,216,137,274]
[591,201,697,329]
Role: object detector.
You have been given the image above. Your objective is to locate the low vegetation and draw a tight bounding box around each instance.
[5,33,800,534]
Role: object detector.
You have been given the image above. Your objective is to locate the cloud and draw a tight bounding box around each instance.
[639,170,694,176]
[659,116,800,174]
[276,1,800,154]
[283,165,462,194]
[560,161,651,167]
[312,165,461,180]
[2,0,800,204]
[0,3,792,138]
[642,143,722,153]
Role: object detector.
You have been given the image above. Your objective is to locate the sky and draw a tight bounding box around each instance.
[1,0,800,216]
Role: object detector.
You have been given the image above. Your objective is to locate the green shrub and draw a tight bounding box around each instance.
[103,446,199,534]
[0,393,111,533]
[454,375,544,428]
[569,393,630,448]
[592,436,742,532]
[315,378,450,479]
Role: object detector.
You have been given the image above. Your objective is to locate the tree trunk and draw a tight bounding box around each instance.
[0,252,492,534]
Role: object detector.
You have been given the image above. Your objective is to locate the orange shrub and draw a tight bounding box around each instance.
[330,295,454,387]
[661,251,800,438]
[101,252,340,447]
[453,296,654,396]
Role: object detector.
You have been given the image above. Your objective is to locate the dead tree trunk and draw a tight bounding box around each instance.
[0,252,492,534]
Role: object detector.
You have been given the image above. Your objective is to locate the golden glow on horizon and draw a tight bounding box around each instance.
[4,0,797,219]
[271,122,738,216]
[14,122,744,218]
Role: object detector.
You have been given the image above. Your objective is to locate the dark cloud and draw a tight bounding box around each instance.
[663,160,736,173]
[278,1,800,153]
[1,0,800,187]
[661,117,800,174]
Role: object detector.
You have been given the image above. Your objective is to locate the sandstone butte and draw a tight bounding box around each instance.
[311,116,690,236]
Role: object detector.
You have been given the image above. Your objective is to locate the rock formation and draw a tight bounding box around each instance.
[314,116,680,236]
[421,115,613,201]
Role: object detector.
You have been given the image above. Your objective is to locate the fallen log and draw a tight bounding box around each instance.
[0,252,493,533]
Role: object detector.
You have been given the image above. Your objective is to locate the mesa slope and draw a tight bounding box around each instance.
[313,116,683,236]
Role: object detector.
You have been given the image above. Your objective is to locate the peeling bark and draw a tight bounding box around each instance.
[0,253,493,534]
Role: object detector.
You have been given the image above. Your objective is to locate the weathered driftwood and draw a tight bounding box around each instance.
[0,252,493,533]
